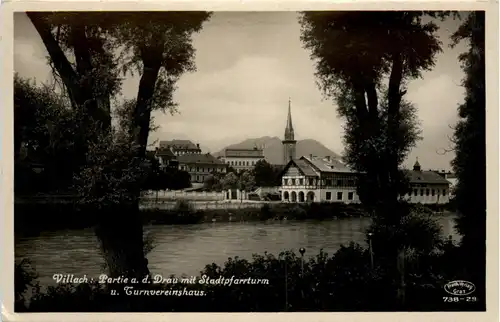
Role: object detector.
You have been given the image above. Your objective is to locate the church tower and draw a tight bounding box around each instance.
[282,98,297,164]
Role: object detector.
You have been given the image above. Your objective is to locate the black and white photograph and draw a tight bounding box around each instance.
[9,9,491,314]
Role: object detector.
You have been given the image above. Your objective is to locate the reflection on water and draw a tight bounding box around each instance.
[15,216,459,287]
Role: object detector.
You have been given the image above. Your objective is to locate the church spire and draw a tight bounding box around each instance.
[284,97,295,141]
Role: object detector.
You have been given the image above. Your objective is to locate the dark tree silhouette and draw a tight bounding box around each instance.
[450,11,486,307]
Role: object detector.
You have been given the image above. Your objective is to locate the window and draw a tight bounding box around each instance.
[291,179,296,185]
[197,167,200,172]
[308,178,313,185]
[437,190,440,196]
[326,192,332,200]
[413,189,418,196]
[336,180,342,186]
[426,189,430,196]
[348,192,354,200]
[348,180,355,186]
[196,176,200,182]
[326,179,332,186]
[299,179,304,185]
[420,189,424,196]
[431,189,435,196]
[443,189,447,196]
[337,192,343,200]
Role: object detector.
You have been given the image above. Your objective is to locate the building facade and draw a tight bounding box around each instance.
[154,147,179,170]
[219,148,265,173]
[280,157,451,205]
[177,153,228,183]
[159,139,202,156]
[282,98,297,164]
[280,155,360,203]
[402,160,451,204]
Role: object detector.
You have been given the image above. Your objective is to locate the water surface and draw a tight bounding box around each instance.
[15,216,459,287]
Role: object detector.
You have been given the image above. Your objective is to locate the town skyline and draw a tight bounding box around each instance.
[14,12,467,170]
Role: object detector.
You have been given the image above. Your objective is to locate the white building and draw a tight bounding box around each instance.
[219,148,265,173]
[280,155,360,203]
[402,160,451,204]
[280,157,451,205]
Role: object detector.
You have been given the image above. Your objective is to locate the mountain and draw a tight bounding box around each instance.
[213,136,341,165]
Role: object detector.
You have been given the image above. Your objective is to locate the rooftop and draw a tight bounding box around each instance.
[302,156,355,174]
[224,148,264,158]
[177,153,225,165]
[159,139,200,151]
[155,147,176,158]
[404,169,451,185]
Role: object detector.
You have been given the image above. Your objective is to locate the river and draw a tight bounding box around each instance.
[15,215,459,288]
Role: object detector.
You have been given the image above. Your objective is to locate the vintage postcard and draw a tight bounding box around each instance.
[1,1,498,322]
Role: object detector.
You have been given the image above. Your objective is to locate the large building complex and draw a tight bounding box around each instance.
[402,160,451,204]
[278,99,450,204]
[177,153,227,183]
[219,147,265,173]
[280,156,451,204]
[159,140,202,156]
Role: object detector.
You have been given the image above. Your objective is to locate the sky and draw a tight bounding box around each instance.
[14,12,469,171]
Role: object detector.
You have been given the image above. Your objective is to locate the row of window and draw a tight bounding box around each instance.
[326,191,354,201]
[180,166,225,173]
[411,189,447,197]
[283,178,356,187]
[173,150,201,155]
[226,160,258,167]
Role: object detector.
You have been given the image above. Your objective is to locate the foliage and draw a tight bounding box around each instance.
[450,11,486,297]
[14,75,81,193]
[220,172,239,190]
[367,208,444,260]
[238,170,256,192]
[252,160,282,187]
[203,172,224,191]
[15,259,40,311]
[18,242,483,312]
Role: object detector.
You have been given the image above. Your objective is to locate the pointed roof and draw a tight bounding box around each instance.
[413,157,421,171]
[284,97,295,141]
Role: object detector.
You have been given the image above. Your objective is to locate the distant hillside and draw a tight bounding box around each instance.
[213,136,341,165]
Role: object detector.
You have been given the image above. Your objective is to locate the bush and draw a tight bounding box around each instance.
[17,242,482,312]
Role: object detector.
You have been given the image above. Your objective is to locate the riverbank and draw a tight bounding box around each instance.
[14,199,453,236]
[14,201,368,235]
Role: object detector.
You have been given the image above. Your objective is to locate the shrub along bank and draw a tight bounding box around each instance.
[15,240,481,312]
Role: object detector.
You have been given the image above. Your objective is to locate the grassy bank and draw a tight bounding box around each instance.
[15,201,369,235]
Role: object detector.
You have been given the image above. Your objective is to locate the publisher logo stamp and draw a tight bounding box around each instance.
[444,280,476,296]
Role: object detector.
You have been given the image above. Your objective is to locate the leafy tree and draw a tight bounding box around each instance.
[203,173,223,191]
[238,170,256,192]
[450,11,485,304]
[14,75,81,193]
[166,169,192,190]
[299,11,449,220]
[26,12,212,279]
[252,160,282,187]
[299,11,454,305]
[220,172,239,190]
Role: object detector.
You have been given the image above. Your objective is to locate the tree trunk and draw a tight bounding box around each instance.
[27,13,111,132]
[95,204,149,279]
[385,52,404,215]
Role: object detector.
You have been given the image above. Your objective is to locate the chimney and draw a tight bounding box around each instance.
[196,143,200,148]
[325,156,331,162]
